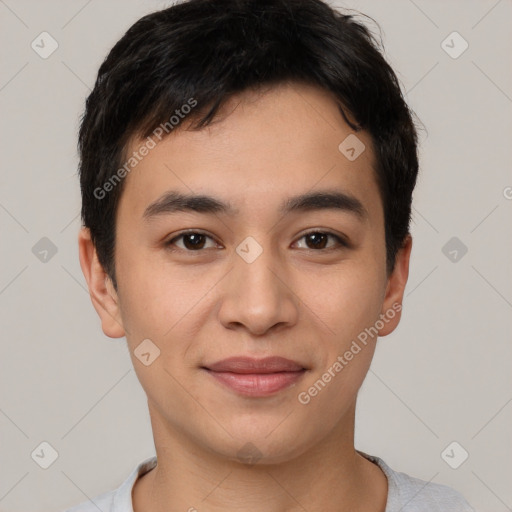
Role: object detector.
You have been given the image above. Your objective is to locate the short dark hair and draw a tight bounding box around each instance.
[78,0,420,290]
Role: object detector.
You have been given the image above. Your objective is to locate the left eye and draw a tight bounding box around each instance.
[294,231,347,250]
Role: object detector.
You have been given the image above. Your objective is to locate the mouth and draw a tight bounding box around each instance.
[201,356,308,397]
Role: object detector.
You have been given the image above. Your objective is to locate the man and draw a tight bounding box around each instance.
[66,0,474,510]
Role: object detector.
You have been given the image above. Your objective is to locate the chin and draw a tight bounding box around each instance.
[206,422,317,467]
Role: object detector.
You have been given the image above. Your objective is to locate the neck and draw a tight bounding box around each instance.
[132,401,387,512]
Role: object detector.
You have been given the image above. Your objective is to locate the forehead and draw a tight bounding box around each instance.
[117,82,381,224]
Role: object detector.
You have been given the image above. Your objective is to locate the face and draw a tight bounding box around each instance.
[79,82,411,465]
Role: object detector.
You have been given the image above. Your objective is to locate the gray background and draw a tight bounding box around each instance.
[0,0,511,511]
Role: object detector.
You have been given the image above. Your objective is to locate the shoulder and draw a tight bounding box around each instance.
[61,489,115,512]
[360,452,475,512]
[388,467,475,512]
[60,455,158,512]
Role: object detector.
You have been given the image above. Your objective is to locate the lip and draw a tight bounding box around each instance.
[205,356,306,373]
[202,356,307,397]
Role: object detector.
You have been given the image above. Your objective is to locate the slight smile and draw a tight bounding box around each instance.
[202,356,308,397]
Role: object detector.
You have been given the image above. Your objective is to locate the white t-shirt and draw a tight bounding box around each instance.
[63,452,475,512]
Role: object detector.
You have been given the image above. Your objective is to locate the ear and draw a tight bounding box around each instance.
[378,234,412,337]
[78,227,125,338]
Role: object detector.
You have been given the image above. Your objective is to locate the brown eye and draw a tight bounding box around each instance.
[305,232,328,249]
[166,232,217,251]
[295,231,348,250]
[181,233,206,250]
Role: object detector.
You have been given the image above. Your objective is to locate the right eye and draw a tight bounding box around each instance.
[165,231,219,252]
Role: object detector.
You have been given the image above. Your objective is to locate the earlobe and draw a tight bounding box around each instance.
[378,234,413,337]
[78,227,125,339]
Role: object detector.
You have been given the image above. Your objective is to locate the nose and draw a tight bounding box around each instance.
[217,241,299,336]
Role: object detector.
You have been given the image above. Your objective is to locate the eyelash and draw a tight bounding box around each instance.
[164,229,349,253]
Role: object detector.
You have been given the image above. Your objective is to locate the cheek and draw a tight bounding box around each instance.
[294,269,383,421]
[115,238,184,336]
[119,277,192,344]
[302,262,385,343]
[116,251,223,373]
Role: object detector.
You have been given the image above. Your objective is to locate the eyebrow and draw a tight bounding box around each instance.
[143,190,368,222]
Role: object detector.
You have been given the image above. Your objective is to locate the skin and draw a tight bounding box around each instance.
[79,81,412,512]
